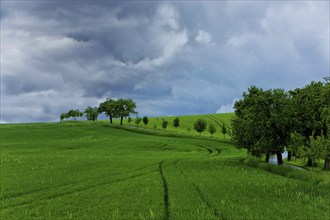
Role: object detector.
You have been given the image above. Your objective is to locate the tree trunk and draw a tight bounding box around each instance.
[276,151,283,165]
[287,151,292,161]
[120,116,123,125]
[324,159,329,171]
[265,153,270,163]
[307,158,313,167]
[109,115,113,124]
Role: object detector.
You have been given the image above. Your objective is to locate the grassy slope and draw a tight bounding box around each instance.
[1,120,329,219]
[113,113,234,141]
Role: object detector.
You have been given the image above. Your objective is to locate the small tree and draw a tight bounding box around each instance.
[221,123,227,139]
[153,124,157,131]
[135,117,142,127]
[128,117,132,124]
[162,119,168,130]
[194,118,207,136]
[208,123,216,137]
[173,117,180,132]
[143,116,149,127]
[187,127,191,133]
[60,113,69,121]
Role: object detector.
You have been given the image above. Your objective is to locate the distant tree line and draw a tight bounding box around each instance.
[60,98,137,125]
[232,78,330,170]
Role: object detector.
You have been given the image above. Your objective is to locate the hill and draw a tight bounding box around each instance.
[1,120,329,219]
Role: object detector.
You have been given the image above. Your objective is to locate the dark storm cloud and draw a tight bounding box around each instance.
[1,1,329,123]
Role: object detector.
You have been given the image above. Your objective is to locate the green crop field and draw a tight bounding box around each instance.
[1,117,329,219]
[112,113,234,140]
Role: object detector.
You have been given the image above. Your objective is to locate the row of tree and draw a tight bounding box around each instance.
[232,78,329,170]
[60,98,137,125]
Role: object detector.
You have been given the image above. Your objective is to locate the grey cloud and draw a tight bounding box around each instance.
[1,1,328,122]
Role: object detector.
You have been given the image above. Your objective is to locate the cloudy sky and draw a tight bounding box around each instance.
[1,1,329,123]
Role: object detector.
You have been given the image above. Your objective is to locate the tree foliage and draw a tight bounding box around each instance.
[173,117,180,130]
[161,119,168,130]
[84,106,99,121]
[143,116,149,126]
[208,123,216,137]
[194,118,207,135]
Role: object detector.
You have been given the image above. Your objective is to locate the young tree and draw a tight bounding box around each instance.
[143,116,149,127]
[135,117,142,127]
[84,106,99,121]
[221,123,227,139]
[161,119,168,130]
[194,118,207,136]
[115,98,137,125]
[208,123,216,137]
[98,98,116,124]
[173,117,180,132]
[128,117,132,124]
[153,124,157,131]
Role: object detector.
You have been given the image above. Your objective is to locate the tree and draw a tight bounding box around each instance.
[128,117,132,124]
[221,123,227,139]
[67,109,83,120]
[84,106,99,121]
[194,118,207,136]
[60,113,69,121]
[232,86,291,165]
[208,123,216,137]
[143,116,149,127]
[98,98,116,124]
[115,98,137,125]
[173,117,180,132]
[162,119,168,130]
[135,117,142,127]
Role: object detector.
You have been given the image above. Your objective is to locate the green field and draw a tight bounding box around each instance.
[114,113,234,140]
[1,117,329,219]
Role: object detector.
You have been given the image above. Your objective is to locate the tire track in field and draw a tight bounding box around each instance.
[152,143,168,150]
[159,161,170,220]
[174,162,227,220]
[195,144,212,155]
[2,161,180,210]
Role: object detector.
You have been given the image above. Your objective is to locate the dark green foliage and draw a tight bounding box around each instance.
[128,117,132,124]
[115,98,137,125]
[98,98,116,124]
[221,123,227,139]
[60,113,69,121]
[194,118,207,135]
[66,109,83,120]
[208,123,216,137]
[161,119,168,130]
[143,116,149,126]
[84,106,99,121]
[173,117,180,130]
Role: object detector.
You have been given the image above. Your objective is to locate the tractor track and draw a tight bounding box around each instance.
[159,161,170,220]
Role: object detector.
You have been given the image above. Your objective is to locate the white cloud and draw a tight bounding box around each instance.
[196,30,214,45]
[216,99,238,113]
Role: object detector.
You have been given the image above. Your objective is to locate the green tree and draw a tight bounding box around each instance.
[143,116,149,127]
[128,117,132,124]
[194,118,207,136]
[232,86,291,165]
[135,117,142,127]
[162,119,168,130]
[84,106,99,121]
[98,98,116,124]
[173,117,180,132]
[115,98,137,125]
[208,123,216,137]
[221,123,227,139]
[60,113,69,121]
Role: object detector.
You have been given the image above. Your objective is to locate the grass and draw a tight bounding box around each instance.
[113,113,234,141]
[1,119,329,219]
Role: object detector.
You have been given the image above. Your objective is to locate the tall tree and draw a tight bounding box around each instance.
[98,98,116,124]
[84,106,99,121]
[232,86,291,165]
[115,98,137,125]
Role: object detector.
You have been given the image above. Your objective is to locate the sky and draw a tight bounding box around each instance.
[1,1,329,123]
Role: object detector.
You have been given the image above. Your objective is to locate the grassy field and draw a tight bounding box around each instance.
[1,119,329,219]
[113,113,234,141]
